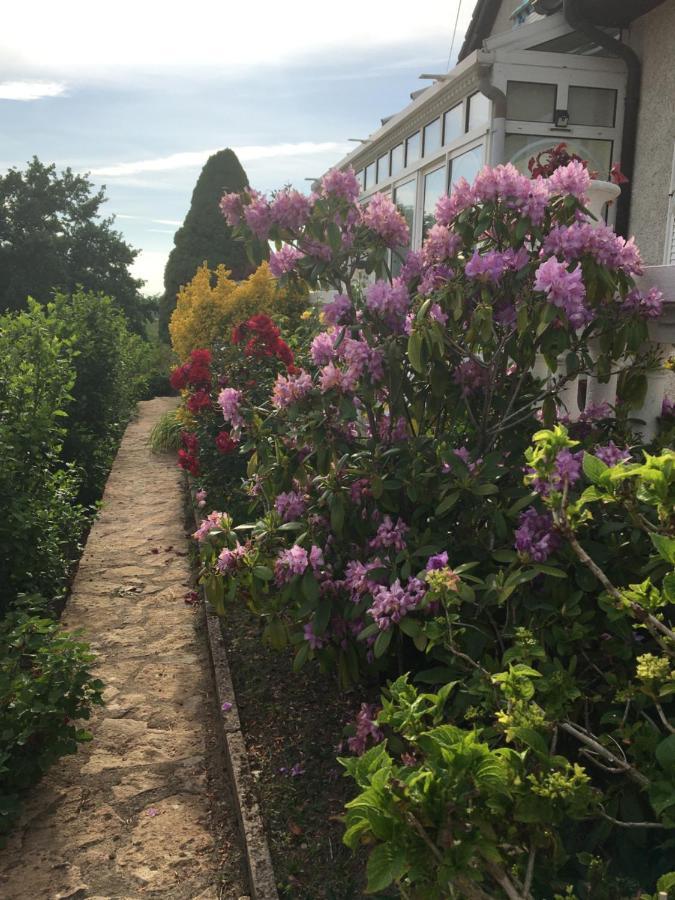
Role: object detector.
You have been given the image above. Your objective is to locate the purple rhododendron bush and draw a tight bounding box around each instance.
[189,162,675,898]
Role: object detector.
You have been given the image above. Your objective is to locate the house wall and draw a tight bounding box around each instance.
[626,2,675,263]
[489,0,517,38]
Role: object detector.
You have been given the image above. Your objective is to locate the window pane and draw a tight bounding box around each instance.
[406,132,421,167]
[377,153,390,183]
[364,162,376,190]
[423,118,442,157]
[443,104,463,144]
[356,170,364,190]
[391,143,404,176]
[568,86,616,127]
[506,81,556,123]
[449,145,484,187]
[392,178,417,273]
[467,93,490,130]
[504,133,613,179]
[423,166,445,238]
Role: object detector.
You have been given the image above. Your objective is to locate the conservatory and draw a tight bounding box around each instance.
[337,12,627,254]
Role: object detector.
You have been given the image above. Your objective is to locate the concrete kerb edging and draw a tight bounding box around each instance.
[186,477,279,900]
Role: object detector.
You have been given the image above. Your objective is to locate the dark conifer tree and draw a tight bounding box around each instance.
[159,149,252,337]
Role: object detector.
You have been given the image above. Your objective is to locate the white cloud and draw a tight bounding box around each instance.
[1,1,474,74]
[0,80,66,101]
[116,214,182,226]
[91,142,352,178]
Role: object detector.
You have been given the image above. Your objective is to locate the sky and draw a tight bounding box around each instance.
[1,0,476,295]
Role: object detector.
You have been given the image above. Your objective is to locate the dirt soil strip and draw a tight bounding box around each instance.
[0,398,249,900]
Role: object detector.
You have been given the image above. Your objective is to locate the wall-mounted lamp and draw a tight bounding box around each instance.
[554,109,570,128]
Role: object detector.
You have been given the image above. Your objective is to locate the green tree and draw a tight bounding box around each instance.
[0,157,149,333]
[159,148,252,337]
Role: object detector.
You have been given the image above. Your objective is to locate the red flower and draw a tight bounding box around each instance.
[215,430,238,454]
[610,162,629,185]
[170,364,189,390]
[178,449,200,476]
[274,339,294,367]
[186,388,212,414]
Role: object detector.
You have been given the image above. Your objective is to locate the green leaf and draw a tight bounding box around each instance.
[252,565,273,581]
[656,734,675,775]
[330,495,345,535]
[292,642,310,672]
[663,572,675,604]
[582,452,608,485]
[373,628,393,659]
[473,483,499,496]
[302,571,320,604]
[365,842,407,893]
[435,492,459,516]
[313,596,332,636]
[398,617,421,638]
[407,331,424,374]
[657,872,675,893]
[651,534,675,565]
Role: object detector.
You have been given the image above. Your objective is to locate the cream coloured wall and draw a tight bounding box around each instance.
[626,2,675,263]
[489,0,518,38]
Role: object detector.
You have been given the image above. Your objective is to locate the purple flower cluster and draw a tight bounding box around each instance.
[663,396,675,418]
[303,621,325,650]
[369,577,426,630]
[344,559,384,602]
[275,490,306,522]
[453,359,487,396]
[243,191,274,240]
[622,286,663,319]
[426,551,449,570]
[377,414,409,443]
[322,293,352,325]
[546,160,591,201]
[270,188,311,231]
[534,257,590,327]
[515,508,561,562]
[543,223,643,276]
[274,545,309,584]
[310,330,338,365]
[418,264,454,297]
[595,442,631,467]
[272,370,313,408]
[365,279,411,327]
[369,515,409,552]
[217,387,244,428]
[219,192,244,226]
[319,361,358,394]
[435,178,474,225]
[363,193,410,248]
[193,511,227,542]
[464,247,528,283]
[320,167,361,203]
[423,224,462,264]
[216,542,247,575]
[347,703,383,755]
[269,245,304,277]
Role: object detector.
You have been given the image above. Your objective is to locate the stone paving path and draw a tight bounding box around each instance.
[0,398,248,900]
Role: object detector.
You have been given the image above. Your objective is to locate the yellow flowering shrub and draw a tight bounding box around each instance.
[169,261,308,360]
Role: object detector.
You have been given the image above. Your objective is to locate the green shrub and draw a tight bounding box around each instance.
[0,302,85,615]
[0,600,104,842]
[49,290,149,503]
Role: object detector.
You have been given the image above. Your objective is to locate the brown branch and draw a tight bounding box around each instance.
[562,529,675,648]
[599,808,669,829]
[560,721,649,787]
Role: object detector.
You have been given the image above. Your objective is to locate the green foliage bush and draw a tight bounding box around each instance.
[0,600,104,842]
[50,290,150,502]
[0,302,85,615]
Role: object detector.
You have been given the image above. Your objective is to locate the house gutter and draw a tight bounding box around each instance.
[478,60,507,167]
[562,0,641,237]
